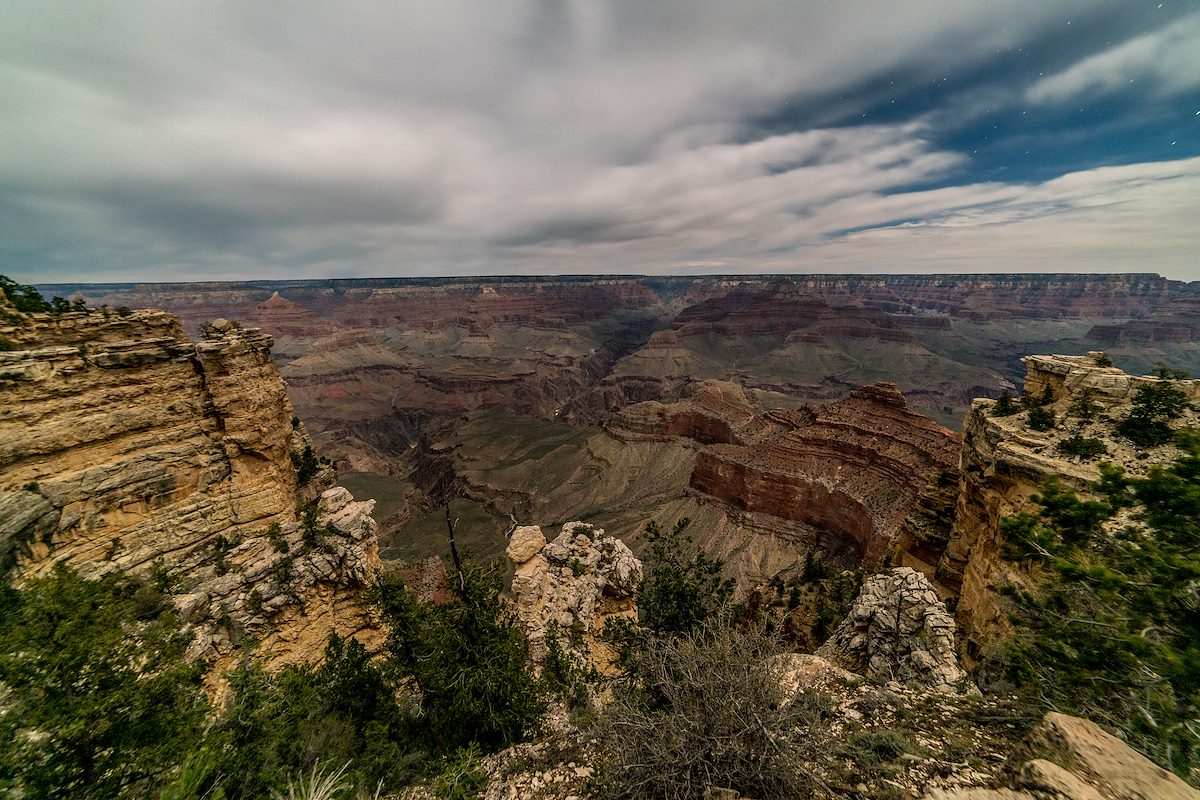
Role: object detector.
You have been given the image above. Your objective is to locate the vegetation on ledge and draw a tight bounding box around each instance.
[981,428,1200,783]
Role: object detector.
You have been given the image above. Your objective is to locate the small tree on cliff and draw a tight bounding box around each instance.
[1116,378,1191,447]
[374,559,544,754]
[991,391,1017,417]
[638,518,735,636]
[0,274,51,313]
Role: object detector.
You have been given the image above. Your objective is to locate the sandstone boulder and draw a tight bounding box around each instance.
[1014,712,1198,800]
[923,712,1200,800]
[506,525,547,565]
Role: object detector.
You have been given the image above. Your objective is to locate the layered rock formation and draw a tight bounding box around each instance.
[816,567,971,693]
[507,521,641,674]
[243,291,334,338]
[0,306,381,673]
[43,274,1200,494]
[686,382,960,564]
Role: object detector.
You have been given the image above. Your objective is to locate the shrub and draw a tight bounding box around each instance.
[374,559,544,753]
[638,518,734,636]
[1117,379,1191,447]
[540,621,598,710]
[1067,388,1101,421]
[592,620,820,800]
[1057,434,1107,461]
[211,635,420,799]
[1093,352,1113,367]
[1021,384,1055,410]
[292,445,321,485]
[1027,406,1055,431]
[991,391,1018,417]
[432,744,487,800]
[0,566,208,799]
[982,434,1200,782]
[0,274,51,313]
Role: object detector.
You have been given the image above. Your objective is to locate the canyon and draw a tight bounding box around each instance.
[33,272,1200,595]
[5,278,1200,795]
[18,274,1200,605]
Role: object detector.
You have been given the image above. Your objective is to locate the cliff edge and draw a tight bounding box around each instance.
[0,306,381,673]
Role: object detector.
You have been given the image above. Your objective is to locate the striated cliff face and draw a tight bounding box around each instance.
[0,307,381,673]
[0,311,302,574]
[683,382,960,564]
[912,353,1200,663]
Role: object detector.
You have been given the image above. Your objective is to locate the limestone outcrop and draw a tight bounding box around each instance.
[1,310,302,576]
[925,712,1200,800]
[179,486,382,676]
[817,567,971,693]
[507,521,641,674]
[0,307,381,672]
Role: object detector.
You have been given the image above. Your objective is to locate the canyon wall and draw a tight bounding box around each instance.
[903,353,1200,663]
[0,306,381,673]
[42,274,1200,475]
[606,380,960,566]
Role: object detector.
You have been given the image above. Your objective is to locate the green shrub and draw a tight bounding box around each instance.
[593,619,819,800]
[432,744,487,800]
[0,274,51,313]
[0,567,207,799]
[1057,434,1107,460]
[1117,379,1191,447]
[838,729,912,768]
[1027,406,1055,431]
[991,391,1018,417]
[1021,385,1055,410]
[540,621,599,710]
[1067,388,1101,421]
[211,635,421,800]
[983,434,1200,782]
[374,559,544,754]
[292,445,321,485]
[638,518,734,636]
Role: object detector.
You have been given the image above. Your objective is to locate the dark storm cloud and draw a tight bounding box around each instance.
[1,1,1197,282]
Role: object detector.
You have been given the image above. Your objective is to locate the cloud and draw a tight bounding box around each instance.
[1027,13,1200,103]
[0,2,1196,282]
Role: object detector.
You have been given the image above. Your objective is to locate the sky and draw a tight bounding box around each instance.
[2,1,1199,283]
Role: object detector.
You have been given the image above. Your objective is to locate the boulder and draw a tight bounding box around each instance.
[817,567,972,693]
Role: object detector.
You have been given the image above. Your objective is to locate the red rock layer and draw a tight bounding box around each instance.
[687,383,960,564]
[671,283,947,342]
[243,291,335,337]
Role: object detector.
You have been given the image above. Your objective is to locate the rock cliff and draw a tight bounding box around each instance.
[684,382,960,564]
[904,353,1200,663]
[0,307,381,673]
